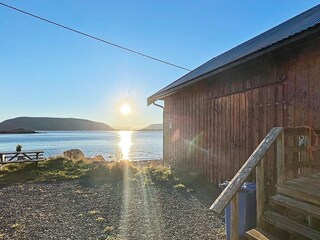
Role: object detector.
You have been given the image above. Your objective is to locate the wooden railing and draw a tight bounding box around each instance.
[209,126,320,239]
[282,127,320,182]
[210,127,283,240]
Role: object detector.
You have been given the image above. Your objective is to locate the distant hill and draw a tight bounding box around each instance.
[0,117,114,131]
[0,128,38,134]
[141,124,163,131]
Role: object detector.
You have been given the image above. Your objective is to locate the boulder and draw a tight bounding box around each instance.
[63,149,85,160]
[91,155,105,163]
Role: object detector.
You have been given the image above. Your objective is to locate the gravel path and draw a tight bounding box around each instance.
[0,175,225,239]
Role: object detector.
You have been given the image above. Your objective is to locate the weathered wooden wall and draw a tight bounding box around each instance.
[163,33,320,186]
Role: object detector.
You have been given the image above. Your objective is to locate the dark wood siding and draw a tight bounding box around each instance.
[163,34,320,185]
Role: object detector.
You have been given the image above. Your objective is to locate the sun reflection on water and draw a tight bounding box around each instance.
[118,131,133,160]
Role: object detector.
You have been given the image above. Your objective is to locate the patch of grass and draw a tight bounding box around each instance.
[148,165,172,182]
[0,157,93,185]
[76,213,84,218]
[105,236,122,240]
[10,223,25,232]
[95,217,105,222]
[173,183,185,189]
[143,178,152,186]
[88,210,100,215]
[215,225,226,238]
[0,157,141,185]
[0,157,203,195]
[139,164,193,189]
[103,226,114,233]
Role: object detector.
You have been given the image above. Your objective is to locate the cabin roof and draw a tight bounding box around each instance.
[148,4,320,105]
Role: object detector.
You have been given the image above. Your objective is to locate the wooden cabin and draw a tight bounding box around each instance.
[148,5,320,239]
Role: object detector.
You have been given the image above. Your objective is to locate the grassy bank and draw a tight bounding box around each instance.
[0,157,189,188]
[0,157,136,184]
[0,157,218,199]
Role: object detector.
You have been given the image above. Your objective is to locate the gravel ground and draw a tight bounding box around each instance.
[0,175,225,240]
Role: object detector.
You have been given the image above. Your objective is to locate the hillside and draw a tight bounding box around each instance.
[141,124,163,131]
[0,117,114,131]
[0,128,38,134]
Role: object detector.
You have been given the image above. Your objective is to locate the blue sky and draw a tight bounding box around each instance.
[1,1,319,129]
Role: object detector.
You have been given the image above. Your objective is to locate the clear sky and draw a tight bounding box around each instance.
[1,1,319,129]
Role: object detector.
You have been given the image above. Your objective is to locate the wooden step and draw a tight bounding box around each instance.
[263,211,320,240]
[271,194,320,219]
[246,228,279,240]
[277,182,320,206]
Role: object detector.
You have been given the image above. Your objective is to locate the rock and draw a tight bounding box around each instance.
[63,149,85,160]
[90,155,105,163]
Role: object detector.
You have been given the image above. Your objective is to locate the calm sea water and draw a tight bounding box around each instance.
[0,131,163,161]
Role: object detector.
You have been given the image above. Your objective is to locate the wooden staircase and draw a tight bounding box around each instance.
[247,173,320,239]
[210,127,320,240]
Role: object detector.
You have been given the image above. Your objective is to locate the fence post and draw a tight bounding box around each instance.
[231,192,239,240]
[256,157,265,228]
[277,131,285,185]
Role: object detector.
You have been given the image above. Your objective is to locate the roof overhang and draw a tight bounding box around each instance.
[148,5,320,105]
[147,24,320,106]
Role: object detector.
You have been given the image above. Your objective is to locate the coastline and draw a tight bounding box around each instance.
[0,128,39,134]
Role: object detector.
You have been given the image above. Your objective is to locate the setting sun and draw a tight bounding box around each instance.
[120,103,131,115]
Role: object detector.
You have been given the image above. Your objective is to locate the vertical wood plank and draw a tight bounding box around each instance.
[210,98,214,182]
[214,99,218,183]
[267,85,276,195]
[307,51,315,127]
[225,96,231,179]
[217,97,222,182]
[245,92,250,164]
[163,100,168,162]
[287,61,296,127]
[192,90,195,168]
[313,50,320,128]
[234,94,240,176]
[252,88,260,156]
[296,53,308,126]
[231,192,239,240]
[277,131,285,184]
[256,157,265,228]
[240,93,246,173]
[201,89,205,175]
[230,94,235,180]
[247,91,254,157]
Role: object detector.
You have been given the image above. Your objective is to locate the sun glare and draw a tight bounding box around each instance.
[120,103,131,115]
[119,131,133,160]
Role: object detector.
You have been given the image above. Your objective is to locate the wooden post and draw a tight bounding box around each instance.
[231,192,239,240]
[210,127,283,214]
[277,131,285,185]
[256,157,265,228]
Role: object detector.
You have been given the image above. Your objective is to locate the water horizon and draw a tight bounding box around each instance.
[0,130,163,161]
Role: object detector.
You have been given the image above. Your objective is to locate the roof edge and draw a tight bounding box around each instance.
[147,24,320,105]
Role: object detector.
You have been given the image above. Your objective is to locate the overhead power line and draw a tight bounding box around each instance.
[0,2,191,72]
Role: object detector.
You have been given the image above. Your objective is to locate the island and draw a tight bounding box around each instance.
[0,128,38,134]
[140,124,163,131]
[0,117,114,131]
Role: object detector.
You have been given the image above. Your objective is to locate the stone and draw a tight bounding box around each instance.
[63,149,85,160]
[91,155,105,163]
